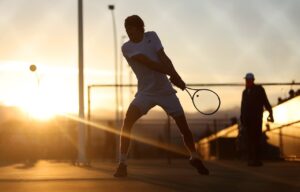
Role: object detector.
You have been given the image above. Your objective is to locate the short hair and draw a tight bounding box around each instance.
[124,15,144,30]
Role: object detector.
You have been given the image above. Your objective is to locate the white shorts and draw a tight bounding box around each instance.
[130,94,184,117]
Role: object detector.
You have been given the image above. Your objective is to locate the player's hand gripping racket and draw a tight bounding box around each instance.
[185,87,221,115]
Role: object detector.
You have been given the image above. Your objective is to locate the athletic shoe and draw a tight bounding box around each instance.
[189,159,209,175]
[113,163,127,177]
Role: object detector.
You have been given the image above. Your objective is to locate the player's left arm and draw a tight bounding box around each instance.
[157,49,186,90]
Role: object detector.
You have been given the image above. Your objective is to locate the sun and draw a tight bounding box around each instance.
[22,100,58,120]
[19,96,64,121]
[3,86,77,121]
[7,85,72,121]
[0,61,81,120]
[10,82,78,121]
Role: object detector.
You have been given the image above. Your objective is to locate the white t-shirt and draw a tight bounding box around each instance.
[122,31,176,96]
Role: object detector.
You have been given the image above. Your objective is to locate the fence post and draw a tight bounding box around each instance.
[213,119,219,159]
[166,115,171,165]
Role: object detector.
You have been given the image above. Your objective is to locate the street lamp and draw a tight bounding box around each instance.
[108,4,114,11]
[108,5,119,128]
[29,64,37,72]
[77,0,87,165]
[119,35,127,121]
[29,64,40,87]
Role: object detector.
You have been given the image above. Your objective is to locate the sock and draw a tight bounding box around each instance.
[119,153,127,165]
[190,151,201,160]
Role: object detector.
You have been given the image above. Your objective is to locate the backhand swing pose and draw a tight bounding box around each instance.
[114,15,209,177]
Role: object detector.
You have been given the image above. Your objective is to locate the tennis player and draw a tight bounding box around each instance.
[114,15,209,177]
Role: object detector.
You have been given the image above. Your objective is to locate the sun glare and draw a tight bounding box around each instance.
[22,102,57,120]
[3,62,81,120]
[3,98,62,121]
[14,94,68,121]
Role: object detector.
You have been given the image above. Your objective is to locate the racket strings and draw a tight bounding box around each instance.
[185,87,221,115]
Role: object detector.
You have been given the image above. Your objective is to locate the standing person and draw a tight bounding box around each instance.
[240,73,274,166]
[114,15,209,177]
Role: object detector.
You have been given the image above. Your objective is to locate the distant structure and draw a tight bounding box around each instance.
[197,93,300,161]
[277,89,300,104]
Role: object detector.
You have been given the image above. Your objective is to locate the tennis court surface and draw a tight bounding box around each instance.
[0,159,299,192]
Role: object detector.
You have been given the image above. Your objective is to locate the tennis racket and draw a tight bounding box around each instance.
[185,87,221,115]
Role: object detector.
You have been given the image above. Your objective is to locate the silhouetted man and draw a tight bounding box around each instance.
[114,15,209,177]
[240,73,274,166]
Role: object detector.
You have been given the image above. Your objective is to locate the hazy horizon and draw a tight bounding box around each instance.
[1,0,300,119]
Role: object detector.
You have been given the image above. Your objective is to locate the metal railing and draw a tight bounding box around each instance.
[86,82,300,162]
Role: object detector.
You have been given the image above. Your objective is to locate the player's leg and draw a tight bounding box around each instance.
[173,114,197,154]
[114,95,155,177]
[173,114,209,175]
[120,104,143,160]
[158,94,209,175]
[114,104,143,177]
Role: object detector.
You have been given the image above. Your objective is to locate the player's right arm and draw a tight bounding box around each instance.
[122,41,171,75]
[131,54,185,90]
[122,31,185,90]
[130,54,172,75]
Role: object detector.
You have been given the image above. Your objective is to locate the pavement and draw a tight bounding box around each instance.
[0,159,299,192]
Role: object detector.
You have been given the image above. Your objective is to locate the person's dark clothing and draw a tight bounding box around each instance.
[240,85,272,164]
[241,85,272,125]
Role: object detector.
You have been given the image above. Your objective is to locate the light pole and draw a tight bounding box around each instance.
[77,0,87,165]
[108,5,119,129]
[119,35,127,121]
[29,64,40,88]
[29,64,40,114]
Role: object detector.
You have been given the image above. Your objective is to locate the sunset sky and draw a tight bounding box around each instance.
[0,0,299,119]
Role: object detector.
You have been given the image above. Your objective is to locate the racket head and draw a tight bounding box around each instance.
[186,88,221,115]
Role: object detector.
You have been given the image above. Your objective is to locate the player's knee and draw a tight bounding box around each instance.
[123,116,138,129]
[177,124,192,137]
[124,105,143,124]
[169,109,184,119]
[122,116,133,128]
[181,129,192,138]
